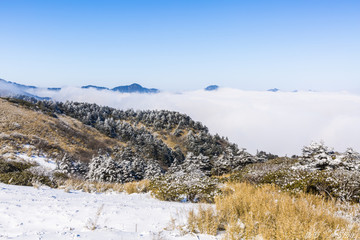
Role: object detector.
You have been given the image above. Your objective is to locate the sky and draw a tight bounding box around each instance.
[0,0,359,92]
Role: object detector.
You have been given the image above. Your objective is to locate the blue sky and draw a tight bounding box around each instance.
[0,0,359,91]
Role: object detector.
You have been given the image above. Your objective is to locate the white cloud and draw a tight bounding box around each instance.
[30,87,360,156]
[0,80,25,96]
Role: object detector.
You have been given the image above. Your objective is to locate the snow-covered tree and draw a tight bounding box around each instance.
[299,141,336,170]
[87,154,120,182]
[150,153,220,202]
[56,154,88,176]
[340,148,360,170]
[297,142,360,171]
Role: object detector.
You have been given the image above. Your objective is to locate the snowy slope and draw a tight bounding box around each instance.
[0,183,217,240]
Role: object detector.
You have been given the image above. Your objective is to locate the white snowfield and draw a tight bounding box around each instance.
[0,183,217,240]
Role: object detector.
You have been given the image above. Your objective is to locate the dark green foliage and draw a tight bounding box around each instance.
[256,150,278,160]
[4,97,37,109]
[149,174,220,203]
[0,171,57,188]
[149,152,221,203]
[0,158,56,187]
[227,157,297,182]
[227,157,360,203]
[260,170,360,202]
[184,131,225,156]
[0,159,33,173]
[52,171,69,181]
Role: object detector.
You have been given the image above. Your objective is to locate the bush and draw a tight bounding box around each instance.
[0,159,33,173]
[53,171,70,181]
[149,152,221,202]
[226,156,360,203]
[0,159,56,188]
[0,171,57,187]
[298,142,360,171]
[227,157,297,184]
[260,169,360,202]
[149,173,220,203]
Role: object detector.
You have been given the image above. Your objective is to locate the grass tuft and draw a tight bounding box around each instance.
[58,178,150,194]
[187,182,360,239]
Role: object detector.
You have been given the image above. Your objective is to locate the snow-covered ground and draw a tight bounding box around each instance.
[0,183,218,240]
[16,152,57,171]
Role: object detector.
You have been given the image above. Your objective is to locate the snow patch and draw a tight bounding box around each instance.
[15,153,57,171]
[0,183,217,240]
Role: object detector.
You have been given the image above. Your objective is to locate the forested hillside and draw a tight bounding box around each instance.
[1,97,271,184]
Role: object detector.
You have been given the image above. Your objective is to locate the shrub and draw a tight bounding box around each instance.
[0,158,56,187]
[0,159,33,173]
[53,171,70,181]
[149,173,220,203]
[149,152,221,202]
[86,153,162,183]
[226,156,360,203]
[298,142,360,171]
[226,157,297,184]
[261,169,360,202]
[0,171,57,187]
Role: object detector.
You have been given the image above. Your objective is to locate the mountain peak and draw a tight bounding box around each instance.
[81,85,109,91]
[205,85,219,91]
[112,83,159,93]
[267,88,280,92]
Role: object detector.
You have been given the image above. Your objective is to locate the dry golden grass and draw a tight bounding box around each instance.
[85,204,104,230]
[188,182,360,240]
[214,173,232,179]
[0,98,123,161]
[157,134,180,149]
[126,119,189,152]
[188,206,219,235]
[155,129,189,152]
[125,119,191,152]
[58,178,150,194]
[123,180,150,194]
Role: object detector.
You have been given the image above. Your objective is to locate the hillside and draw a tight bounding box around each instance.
[0,98,121,162]
[0,97,268,185]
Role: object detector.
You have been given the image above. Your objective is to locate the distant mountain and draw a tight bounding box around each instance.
[0,79,44,100]
[205,85,219,91]
[81,85,109,91]
[0,79,160,100]
[47,87,62,91]
[267,88,312,93]
[267,88,280,92]
[0,79,37,90]
[81,83,159,93]
[111,83,159,93]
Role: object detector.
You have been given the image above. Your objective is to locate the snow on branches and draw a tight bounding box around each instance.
[296,141,360,171]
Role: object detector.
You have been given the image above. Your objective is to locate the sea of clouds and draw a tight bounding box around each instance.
[29,87,360,156]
